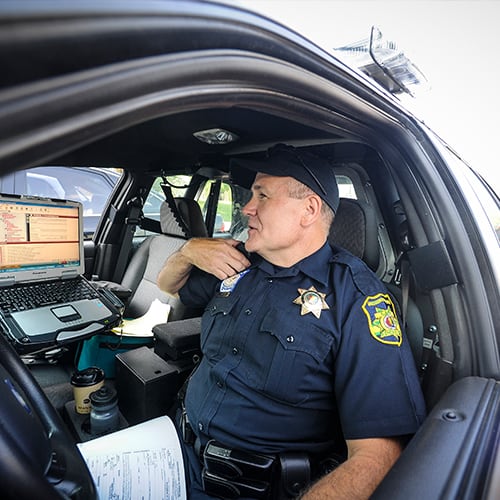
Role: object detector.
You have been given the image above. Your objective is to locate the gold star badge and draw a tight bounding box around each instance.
[293,286,329,319]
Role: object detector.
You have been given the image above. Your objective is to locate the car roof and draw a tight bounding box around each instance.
[0,0,417,176]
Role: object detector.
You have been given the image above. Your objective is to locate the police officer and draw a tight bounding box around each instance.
[157,144,426,499]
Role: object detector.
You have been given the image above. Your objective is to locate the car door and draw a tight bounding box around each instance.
[0,2,498,498]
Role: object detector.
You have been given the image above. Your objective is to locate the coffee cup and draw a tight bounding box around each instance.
[70,367,105,414]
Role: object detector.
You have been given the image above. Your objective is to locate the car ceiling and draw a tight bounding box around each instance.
[0,1,390,177]
[51,107,345,174]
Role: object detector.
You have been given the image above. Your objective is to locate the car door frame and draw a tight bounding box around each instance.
[0,2,499,496]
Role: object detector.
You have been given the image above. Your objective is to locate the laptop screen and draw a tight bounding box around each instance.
[0,194,84,285]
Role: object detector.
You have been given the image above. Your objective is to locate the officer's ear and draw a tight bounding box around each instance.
[300,194,322,227]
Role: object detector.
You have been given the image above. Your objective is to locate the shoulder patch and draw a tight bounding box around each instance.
[361,293,402,346]
[219,269,250,294]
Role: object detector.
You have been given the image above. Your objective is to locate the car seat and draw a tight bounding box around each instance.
[120,197,208,321]
[329,198,424,367]
[329,198,380,272]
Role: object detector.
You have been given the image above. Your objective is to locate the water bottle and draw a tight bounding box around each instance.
[89,384,119,435]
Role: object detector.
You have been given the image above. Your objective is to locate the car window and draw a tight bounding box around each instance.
[141,175,191,224]
[26,172,65,198]
[0,166,122,238]
[466,167,500,245]
[197,180,234,237]
[138,172,357,240]
[138,175,237,238]
[134,175,189,237]
[337,175,357,199]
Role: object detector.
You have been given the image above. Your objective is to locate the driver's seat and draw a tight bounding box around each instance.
[329,198,424,367]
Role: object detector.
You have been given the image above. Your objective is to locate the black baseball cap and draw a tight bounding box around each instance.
[230,144,339,213]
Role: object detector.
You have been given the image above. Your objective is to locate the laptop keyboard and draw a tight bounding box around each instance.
[0,279,98,313]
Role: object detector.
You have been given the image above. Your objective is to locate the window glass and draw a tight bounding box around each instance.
[138,173,357,241]
[440,145,500,246]
[167,175,192,197]
[0,166,122,238]
[197,180,234,236]
[228,183,251,241]
[195,181,211,217]
[140,176,244,239]
[224,175,355,241]
[26,173,62,198]
[337,174,357,199]
[142,175,191,222]
[217,182,233,234]
[466,170,500,245]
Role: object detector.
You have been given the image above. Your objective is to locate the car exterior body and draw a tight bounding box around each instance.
[0,1,499,498]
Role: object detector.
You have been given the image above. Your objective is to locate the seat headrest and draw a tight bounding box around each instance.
[328,198,379,271]
[160,198,208,238]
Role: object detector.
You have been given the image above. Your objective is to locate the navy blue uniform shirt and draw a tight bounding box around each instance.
[179,243,426,455]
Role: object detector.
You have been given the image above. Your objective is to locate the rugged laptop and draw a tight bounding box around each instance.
[0,193,122,352]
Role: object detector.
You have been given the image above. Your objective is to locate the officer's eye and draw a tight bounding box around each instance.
[258,192,268,199]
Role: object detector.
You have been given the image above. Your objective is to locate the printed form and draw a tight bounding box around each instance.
[77,416,186,500]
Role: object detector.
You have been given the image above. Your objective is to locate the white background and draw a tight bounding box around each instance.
[235,0,500,194]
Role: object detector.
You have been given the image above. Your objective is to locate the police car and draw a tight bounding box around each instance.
[0,1,499,498]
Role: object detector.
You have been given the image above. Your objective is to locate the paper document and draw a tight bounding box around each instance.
[77,416,186,500]
[112,299,170,337]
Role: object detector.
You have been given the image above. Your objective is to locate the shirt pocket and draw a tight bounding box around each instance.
[201,294,240,358]
[246,308,334,405]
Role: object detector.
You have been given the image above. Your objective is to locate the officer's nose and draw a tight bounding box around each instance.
[242,197,257,217]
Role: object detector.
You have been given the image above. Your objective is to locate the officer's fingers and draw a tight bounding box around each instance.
[206,250,247,278]
[201,239,249,270]
[223,242,251,269]
[182,238,249,274]
[224,252,250,272]
[210,262,242,281]
[182,238,226,263]
[186,250,238,278]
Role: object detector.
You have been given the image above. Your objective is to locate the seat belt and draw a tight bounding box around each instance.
[394,212,411,331]
[112,196,143,283]
[398,255,410,330]
[397,248,444,387]
[205,179,221,235]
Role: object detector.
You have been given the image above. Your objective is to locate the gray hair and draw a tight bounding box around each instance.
[286,178,334,231]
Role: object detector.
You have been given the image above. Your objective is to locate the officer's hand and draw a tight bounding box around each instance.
[180,238,251,280]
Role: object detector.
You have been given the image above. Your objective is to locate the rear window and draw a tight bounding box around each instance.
[337,174,357,199]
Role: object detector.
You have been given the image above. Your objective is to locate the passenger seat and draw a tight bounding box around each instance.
[120,197,208,321]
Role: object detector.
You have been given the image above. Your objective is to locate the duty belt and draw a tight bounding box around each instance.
[201,440,316,499]
[179,407,342,499]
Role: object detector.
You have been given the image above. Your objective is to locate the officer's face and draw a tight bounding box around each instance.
[242,173,309,264]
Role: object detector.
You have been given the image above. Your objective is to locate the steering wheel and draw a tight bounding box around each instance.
[0,332,96,499]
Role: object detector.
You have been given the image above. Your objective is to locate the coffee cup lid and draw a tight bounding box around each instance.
[71,366,105,387]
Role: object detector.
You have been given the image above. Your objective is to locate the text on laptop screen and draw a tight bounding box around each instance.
[0,197,81,273]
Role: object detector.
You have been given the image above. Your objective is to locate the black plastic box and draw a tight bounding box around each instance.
[115,346,181,425]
